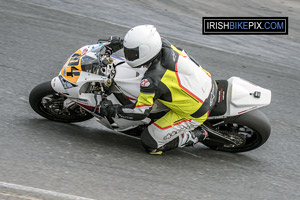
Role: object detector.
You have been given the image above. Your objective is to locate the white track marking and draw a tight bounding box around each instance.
[0,192,41,200]
[0,182,95,200]
[178,149,204,158]
[0,89,28,102]
[114,131,140,140]
[19,96,28,102]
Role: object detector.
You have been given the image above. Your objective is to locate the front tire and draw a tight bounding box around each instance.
[29,81,94,123]
[201,110,271,152]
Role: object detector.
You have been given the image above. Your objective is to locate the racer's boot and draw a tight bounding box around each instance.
[178,126,208,147]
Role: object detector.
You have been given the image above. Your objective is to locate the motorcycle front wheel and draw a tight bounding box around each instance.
[29,81,94,123]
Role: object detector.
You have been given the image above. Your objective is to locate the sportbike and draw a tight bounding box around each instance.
[29,40,271,152]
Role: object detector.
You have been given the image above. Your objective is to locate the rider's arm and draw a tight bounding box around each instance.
[117,77,157,120]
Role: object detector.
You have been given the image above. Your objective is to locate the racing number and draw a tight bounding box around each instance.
[60,49,83,84]
[67,54,80,77]
[66,66,80,77]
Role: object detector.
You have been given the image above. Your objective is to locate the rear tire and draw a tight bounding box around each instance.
[29,81,94,123]
[201,110,271,152]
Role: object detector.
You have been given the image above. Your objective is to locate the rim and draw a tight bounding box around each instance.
[212,123,262,150]
[38,93,89,120]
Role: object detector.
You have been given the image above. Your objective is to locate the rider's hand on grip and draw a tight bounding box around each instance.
[106,36,123,54]
[100,99,120,118]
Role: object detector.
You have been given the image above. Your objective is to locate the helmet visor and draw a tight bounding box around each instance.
[124,47,139,61]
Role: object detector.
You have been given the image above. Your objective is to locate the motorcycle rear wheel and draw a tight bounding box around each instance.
[201,110,271,153]
[29,81,94,123]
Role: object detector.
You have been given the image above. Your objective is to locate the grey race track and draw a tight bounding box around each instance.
[0,0,300,199]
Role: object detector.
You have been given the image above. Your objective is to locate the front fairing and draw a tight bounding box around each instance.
[52,44,108,97]
[52,43,128,100]
[50,44,163,130]
[60,44,101,84]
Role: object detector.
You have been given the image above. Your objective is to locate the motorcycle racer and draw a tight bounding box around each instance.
[101,25,217,154]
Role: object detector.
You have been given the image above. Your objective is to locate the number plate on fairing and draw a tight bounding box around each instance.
[60,49,83,84]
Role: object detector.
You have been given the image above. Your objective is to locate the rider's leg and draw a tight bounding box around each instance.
[141,110,209,154]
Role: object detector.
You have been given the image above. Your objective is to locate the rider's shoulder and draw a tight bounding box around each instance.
[160,39,179,71]
[145,61,165,79]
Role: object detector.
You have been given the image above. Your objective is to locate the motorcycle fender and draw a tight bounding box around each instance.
[51,76,67,94]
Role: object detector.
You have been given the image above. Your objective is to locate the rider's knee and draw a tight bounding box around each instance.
[141,128,158,151]
[141,127,180,152]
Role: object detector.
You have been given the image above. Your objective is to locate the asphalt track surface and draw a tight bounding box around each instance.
[0,0,300,199]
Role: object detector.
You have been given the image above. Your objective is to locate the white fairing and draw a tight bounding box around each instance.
[226,77,271,116]
[51,76,65,94]
[51,43,151,130]
[114,63,147,100]
[50,43,271,130]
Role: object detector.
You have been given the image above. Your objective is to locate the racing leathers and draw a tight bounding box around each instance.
[113,38,217,152]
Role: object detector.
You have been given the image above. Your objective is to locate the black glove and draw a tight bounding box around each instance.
[100,99,120,118]
[106,36,123,54]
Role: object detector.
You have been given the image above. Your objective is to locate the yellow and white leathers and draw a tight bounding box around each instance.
[117,38,217,152]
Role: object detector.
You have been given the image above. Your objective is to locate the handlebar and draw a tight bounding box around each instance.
[97,39,110,44]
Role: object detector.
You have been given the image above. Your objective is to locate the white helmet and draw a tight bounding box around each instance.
[123,25,162,68]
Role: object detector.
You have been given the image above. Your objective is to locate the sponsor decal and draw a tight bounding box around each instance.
[82,48,89,55]
[140,79,150,87]
[219,88,224,103]
[111,55,125,60]
[172,51,176,62]
[163,131,178,140]
[58,75,77,89]
[118,113,133,120]
[76,99,89,105]
[203,17,288,35]
[91,43,103,50]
